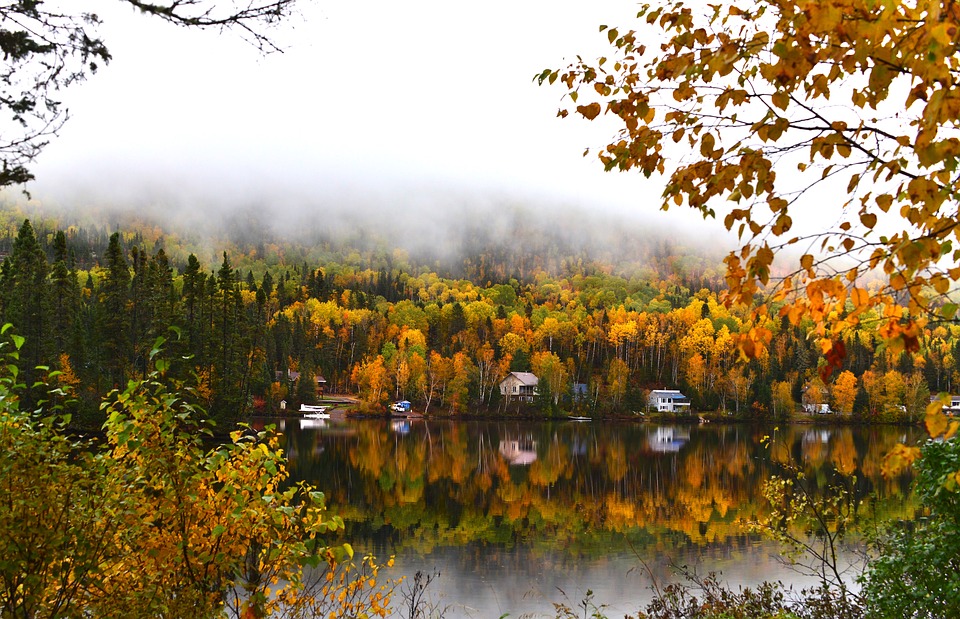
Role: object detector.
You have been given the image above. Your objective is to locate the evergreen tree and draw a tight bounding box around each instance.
[261,270,274,298]
[182,254,205,361]
[209,253,249,422]
[101,232,131,388]
[295,361,317,406]
[2,221,51,402]
[217,252,236,377]
[49,231,80,355]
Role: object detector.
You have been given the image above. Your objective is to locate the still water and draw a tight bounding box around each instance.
[273,418,920,618]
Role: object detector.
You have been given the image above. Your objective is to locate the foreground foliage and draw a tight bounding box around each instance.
[626,437,960,619]
[861,436,960,618]
[636,576,856,619]
[545,574,855,619]
[0,327,393,618]
[545,0,960,356]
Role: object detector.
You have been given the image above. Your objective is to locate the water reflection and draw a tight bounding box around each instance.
[277,420,920,618]
[648,426,690,453]
[499,433,538,465]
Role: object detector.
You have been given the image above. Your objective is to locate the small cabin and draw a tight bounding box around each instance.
[499,372,539,403]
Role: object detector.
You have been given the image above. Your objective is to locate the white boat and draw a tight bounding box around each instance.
[299,404,329,419]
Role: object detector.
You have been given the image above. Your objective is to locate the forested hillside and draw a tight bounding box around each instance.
[0,203,953,424]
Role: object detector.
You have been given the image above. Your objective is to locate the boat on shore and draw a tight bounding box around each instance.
[300,404,330,419]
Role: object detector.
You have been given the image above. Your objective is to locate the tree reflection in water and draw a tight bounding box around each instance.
[276,420,919,618]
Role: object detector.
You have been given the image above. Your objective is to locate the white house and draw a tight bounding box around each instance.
[938,394,960,415]
[499,372,539,403]
[648,389,691,413]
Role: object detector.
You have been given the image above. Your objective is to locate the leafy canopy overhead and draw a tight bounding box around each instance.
[541,0,960,373]
[0,0,297,187]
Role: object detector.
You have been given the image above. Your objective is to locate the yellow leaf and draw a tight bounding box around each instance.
[700,133,716,157]
[926,409,949,438]
[876,194,893,212]
[926,396,951,437]
[772,90,789,110]
[851,287,868,308]
[577,102,602,120]
[846,173,860,192]
[860,212,877,229]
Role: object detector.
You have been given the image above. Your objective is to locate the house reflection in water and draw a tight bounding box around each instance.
[802,428,833,447]
[647,426,691,453]
[499,434,538,465]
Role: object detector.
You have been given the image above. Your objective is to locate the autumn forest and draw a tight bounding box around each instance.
[0,201,954,426]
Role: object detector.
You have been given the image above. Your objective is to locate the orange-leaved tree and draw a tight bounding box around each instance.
[541,0,960,457]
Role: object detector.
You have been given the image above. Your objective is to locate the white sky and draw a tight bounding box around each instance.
[23,0,724,238]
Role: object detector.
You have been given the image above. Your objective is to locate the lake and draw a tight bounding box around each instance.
[270,417,920,618]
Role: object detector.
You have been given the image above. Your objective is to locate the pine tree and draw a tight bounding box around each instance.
[3,221,51,380]
[101,233,131,388]
[49,231,80,355]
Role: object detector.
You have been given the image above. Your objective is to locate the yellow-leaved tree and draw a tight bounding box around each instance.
[541,0,960,460]
[0,328,394,619]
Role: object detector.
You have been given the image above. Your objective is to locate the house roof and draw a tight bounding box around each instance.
[506,372,539,385]
[650,389,687,398]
